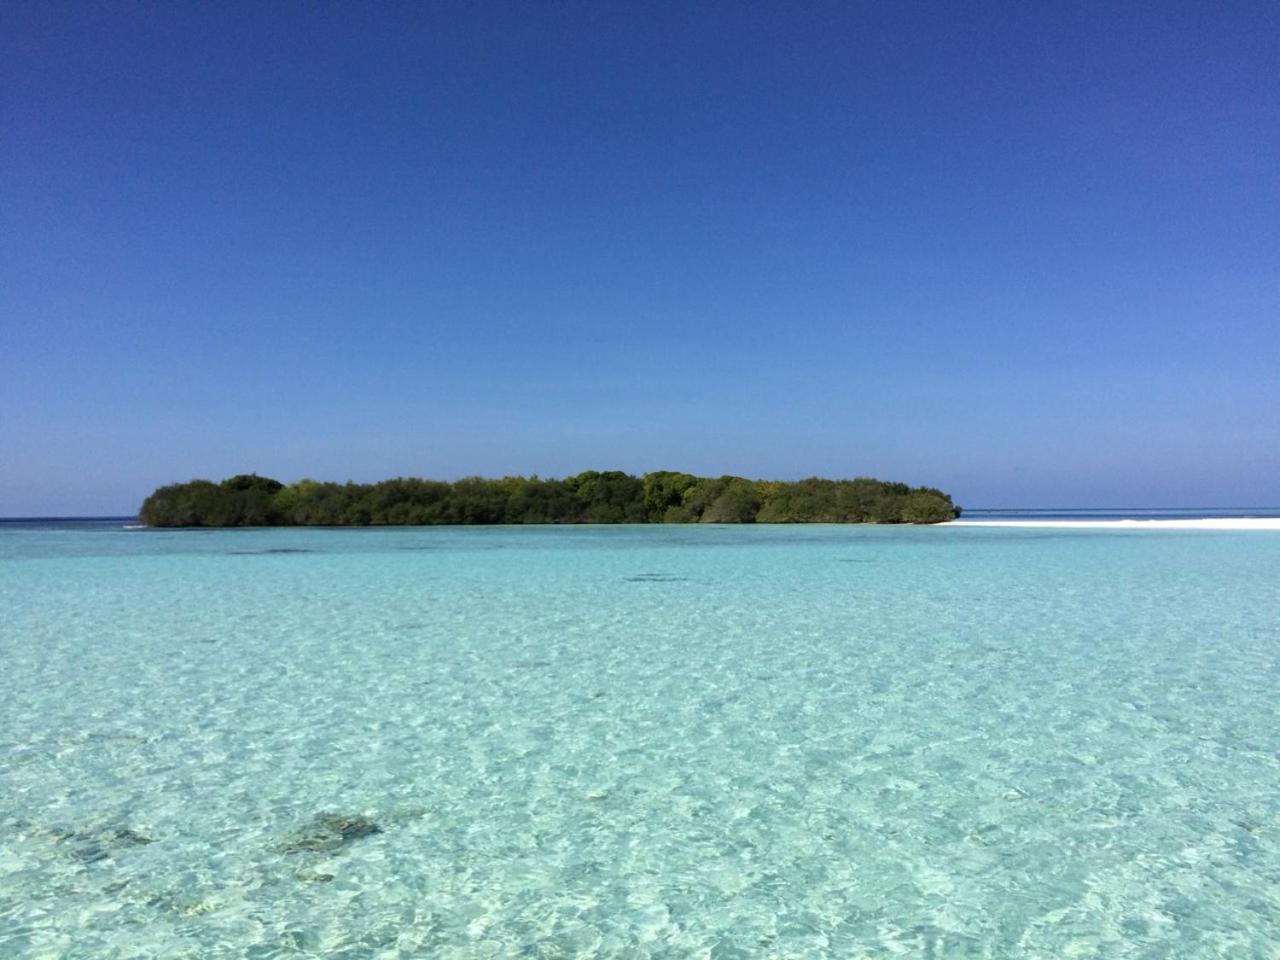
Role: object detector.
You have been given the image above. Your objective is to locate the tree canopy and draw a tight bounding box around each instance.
[138,471,960,527]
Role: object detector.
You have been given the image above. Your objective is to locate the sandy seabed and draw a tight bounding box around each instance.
[6,523,1280,956]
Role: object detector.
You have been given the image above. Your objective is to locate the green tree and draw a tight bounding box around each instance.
[139,471,957,527]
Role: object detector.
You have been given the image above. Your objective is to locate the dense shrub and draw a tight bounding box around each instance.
[139,470,960,527]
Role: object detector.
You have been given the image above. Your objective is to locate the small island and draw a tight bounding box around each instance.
[138,472,960,527]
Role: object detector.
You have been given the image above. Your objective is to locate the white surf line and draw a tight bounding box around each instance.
[946,518,1280,531]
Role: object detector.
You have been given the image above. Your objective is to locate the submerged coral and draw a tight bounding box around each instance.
[284,813,382,854]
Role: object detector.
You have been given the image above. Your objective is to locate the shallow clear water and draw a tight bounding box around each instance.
[2,524,1279,958]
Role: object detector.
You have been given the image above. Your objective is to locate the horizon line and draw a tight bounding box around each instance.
[5,506,1280,523]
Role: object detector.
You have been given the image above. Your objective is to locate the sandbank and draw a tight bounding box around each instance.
[947,518,1280,531]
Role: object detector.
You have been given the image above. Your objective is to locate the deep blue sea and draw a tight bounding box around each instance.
[3,521,1280,957]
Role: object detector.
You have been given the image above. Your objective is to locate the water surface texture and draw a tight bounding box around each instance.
[3,524,1279,958]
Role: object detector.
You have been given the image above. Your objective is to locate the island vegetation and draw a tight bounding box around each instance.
[138,472,960,527]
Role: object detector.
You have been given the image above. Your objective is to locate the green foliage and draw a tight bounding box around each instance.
[139,471,960,527]
[642,471,698,519]
[697,477,761,523]
[221,474,284,495]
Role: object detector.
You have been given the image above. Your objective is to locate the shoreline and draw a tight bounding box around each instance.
[948,518,1280,531]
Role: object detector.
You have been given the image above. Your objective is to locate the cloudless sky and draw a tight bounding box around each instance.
[3,1,1277,515]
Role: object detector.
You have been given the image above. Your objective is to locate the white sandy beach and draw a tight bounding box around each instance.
[948,518,1280,531]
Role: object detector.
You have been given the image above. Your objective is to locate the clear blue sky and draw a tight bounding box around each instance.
[3,1,1277,515]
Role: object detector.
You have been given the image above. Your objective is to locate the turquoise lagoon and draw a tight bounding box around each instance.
[2,523,1279,958]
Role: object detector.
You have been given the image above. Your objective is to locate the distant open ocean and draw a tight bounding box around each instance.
[3,519,1279,956]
